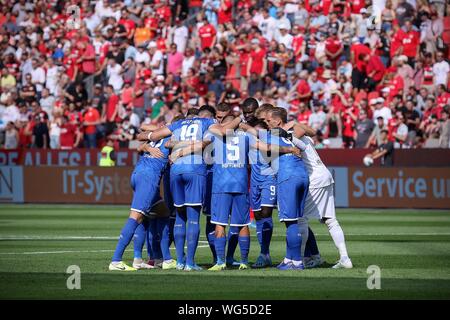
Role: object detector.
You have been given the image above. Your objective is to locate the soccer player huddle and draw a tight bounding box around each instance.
[109,98,352,272]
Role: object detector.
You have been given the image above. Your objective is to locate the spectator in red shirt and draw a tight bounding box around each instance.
[364,53,386,91]
[350,38,371,94]
[247,38,267,78]
[400,19,420,67]
[103,85,120,136]
[297,102,312,125]
[324,28,343,69]
[82,105,100,149]
[198,19,217,51]
[218,0,233,25]
[60,116,82,149]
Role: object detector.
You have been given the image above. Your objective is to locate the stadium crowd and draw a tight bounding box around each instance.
[0,0,449,150]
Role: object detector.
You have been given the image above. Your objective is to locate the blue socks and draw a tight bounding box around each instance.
[214,236,227,265]
[112,218,139,262]
[285,221,302,261]
[238,235,250,264]
[174,210,187,264]
[157,217,172,261]
[133,222,146,259]
[205,216,217,263]
[186,206,201,266]
[305,227,319,257]
[256,217,273,256]
[226,226,239,261]
[148,218,162,260]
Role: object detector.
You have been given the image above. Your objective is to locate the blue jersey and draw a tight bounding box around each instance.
[167,117,217,175]
[212,130,250,194]
[270,135,308,183]
[135,136,170,176]
[249,130,276,185]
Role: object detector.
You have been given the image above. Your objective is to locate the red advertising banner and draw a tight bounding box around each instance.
[23,167,134,204]
[347,168,450,209]
[2,149,450,167]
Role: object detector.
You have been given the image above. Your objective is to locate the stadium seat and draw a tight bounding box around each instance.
[442,31,450,45]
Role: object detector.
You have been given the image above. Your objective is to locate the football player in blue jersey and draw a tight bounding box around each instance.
[146,111,243,271]
[109,131,175,271]
[207,115,253,271]
[264,107,310,270]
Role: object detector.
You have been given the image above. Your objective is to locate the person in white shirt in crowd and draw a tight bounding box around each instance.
[107,58,123,93]
[4,121,19,149]
[433,51,450,88]
[275,23,293,50]
[171,18,189,53]
[258,8,277,42]
[148,41,164,76]
[308,103,327,134]
[30,58,45,97]
[182,47,196,77]
[372,97,392,125]
[39,88,55,121]
[135,43,151,65]
[44,58,59,96]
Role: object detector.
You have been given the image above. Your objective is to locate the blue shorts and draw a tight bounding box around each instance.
[211,193,250,227]
[277,176,309,222]
[250,178,277,211]
[202,170,213,216]
[170,173,206,207]
[130,170,162,216]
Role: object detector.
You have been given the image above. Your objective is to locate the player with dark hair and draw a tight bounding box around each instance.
[145,113,242,270]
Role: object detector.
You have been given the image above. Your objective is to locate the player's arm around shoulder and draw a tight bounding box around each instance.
[287,121,317,138]
[209,116,242,136]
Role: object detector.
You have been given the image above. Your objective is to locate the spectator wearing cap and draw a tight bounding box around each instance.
[396,55,414,98]
[247,38,267,78]
[148,41,164,76]
[135,43,151,65]
[275,23,293,50]
[355,8,370,42]
[372,97,392,125]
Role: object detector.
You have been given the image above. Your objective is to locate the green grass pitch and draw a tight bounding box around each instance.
[0,204,449,300]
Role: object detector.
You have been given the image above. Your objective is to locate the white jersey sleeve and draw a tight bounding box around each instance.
[299,136,334,188]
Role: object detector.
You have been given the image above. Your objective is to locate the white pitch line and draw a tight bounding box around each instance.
[0,244,209,256]
[2,233,450,241]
